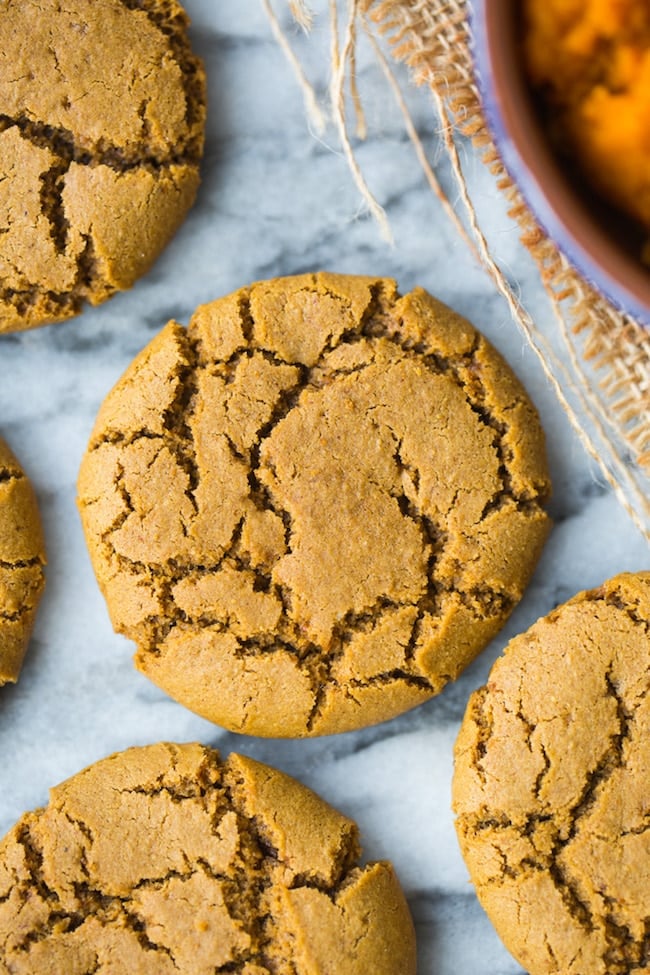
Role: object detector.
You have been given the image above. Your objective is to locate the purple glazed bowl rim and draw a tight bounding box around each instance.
[470,0,650,326]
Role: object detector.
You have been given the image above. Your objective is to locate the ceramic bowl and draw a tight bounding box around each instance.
[471,0,650,324]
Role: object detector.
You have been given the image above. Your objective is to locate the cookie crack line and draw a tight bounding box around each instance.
[0,556,45,570]
[0,606,37,623]
[542,668,638,945]
[0,230,99,322]
[102,296,539,592]
[0,466,25,483]
[466,668,635,842]
[378,323,539,515]
[114,0,205,150]
[90,281,543,533]
[95,280,545,571]
[596,584,650,636]
[0,113,201,174]
[161,337,201,514]
[39,159,70,256]
[347,668,434,691]
[3,756,371,974]
[302,595,438,732]
[9,813,246,960]
[365,320,546,518]
[560,669,634,838]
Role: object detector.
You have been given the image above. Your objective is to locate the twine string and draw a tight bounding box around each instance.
[261,0,327,134]
[289,0,314,30]
[329,0,394,240]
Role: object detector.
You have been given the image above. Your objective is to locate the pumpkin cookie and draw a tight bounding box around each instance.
[77,272,551,736]
[0,0,205,332]
[0,742,417,975]
[453,571,650,975]
[0,437,45,684]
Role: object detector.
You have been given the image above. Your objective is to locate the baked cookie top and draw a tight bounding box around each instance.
[78,272,551,736]
[0,0,205,332]
[0,437,46,685]
[453,571,650,975]
[0,742,416,975]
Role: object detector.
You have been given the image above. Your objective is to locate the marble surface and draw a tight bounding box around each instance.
[0,3,648,973]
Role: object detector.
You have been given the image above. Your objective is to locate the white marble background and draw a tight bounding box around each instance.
[0,3,648,973]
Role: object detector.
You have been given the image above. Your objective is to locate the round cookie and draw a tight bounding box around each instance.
[0,0,205,333]
[0,437,46,684]
[453,571,650,975]
[0,742,417,974]
[77,272,551,736]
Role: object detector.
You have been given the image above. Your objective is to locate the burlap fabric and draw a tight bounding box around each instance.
[272,0,650,538]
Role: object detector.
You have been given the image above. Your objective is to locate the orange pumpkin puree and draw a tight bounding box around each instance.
[524,0,650,237]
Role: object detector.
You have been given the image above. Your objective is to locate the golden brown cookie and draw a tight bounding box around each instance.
[0,0,205,333]
[0,742,417,975]
[0,437,45,684]
[77,272,551,736]
[453,571,650,975]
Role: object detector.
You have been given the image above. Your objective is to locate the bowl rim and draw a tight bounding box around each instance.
[470,0,650,326]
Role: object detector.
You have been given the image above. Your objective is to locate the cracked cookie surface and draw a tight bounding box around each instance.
[0,436,45,684]
[77,272,551,736]
[453,571,650,975]
[0,741,416,975]
[0,0,205,333]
